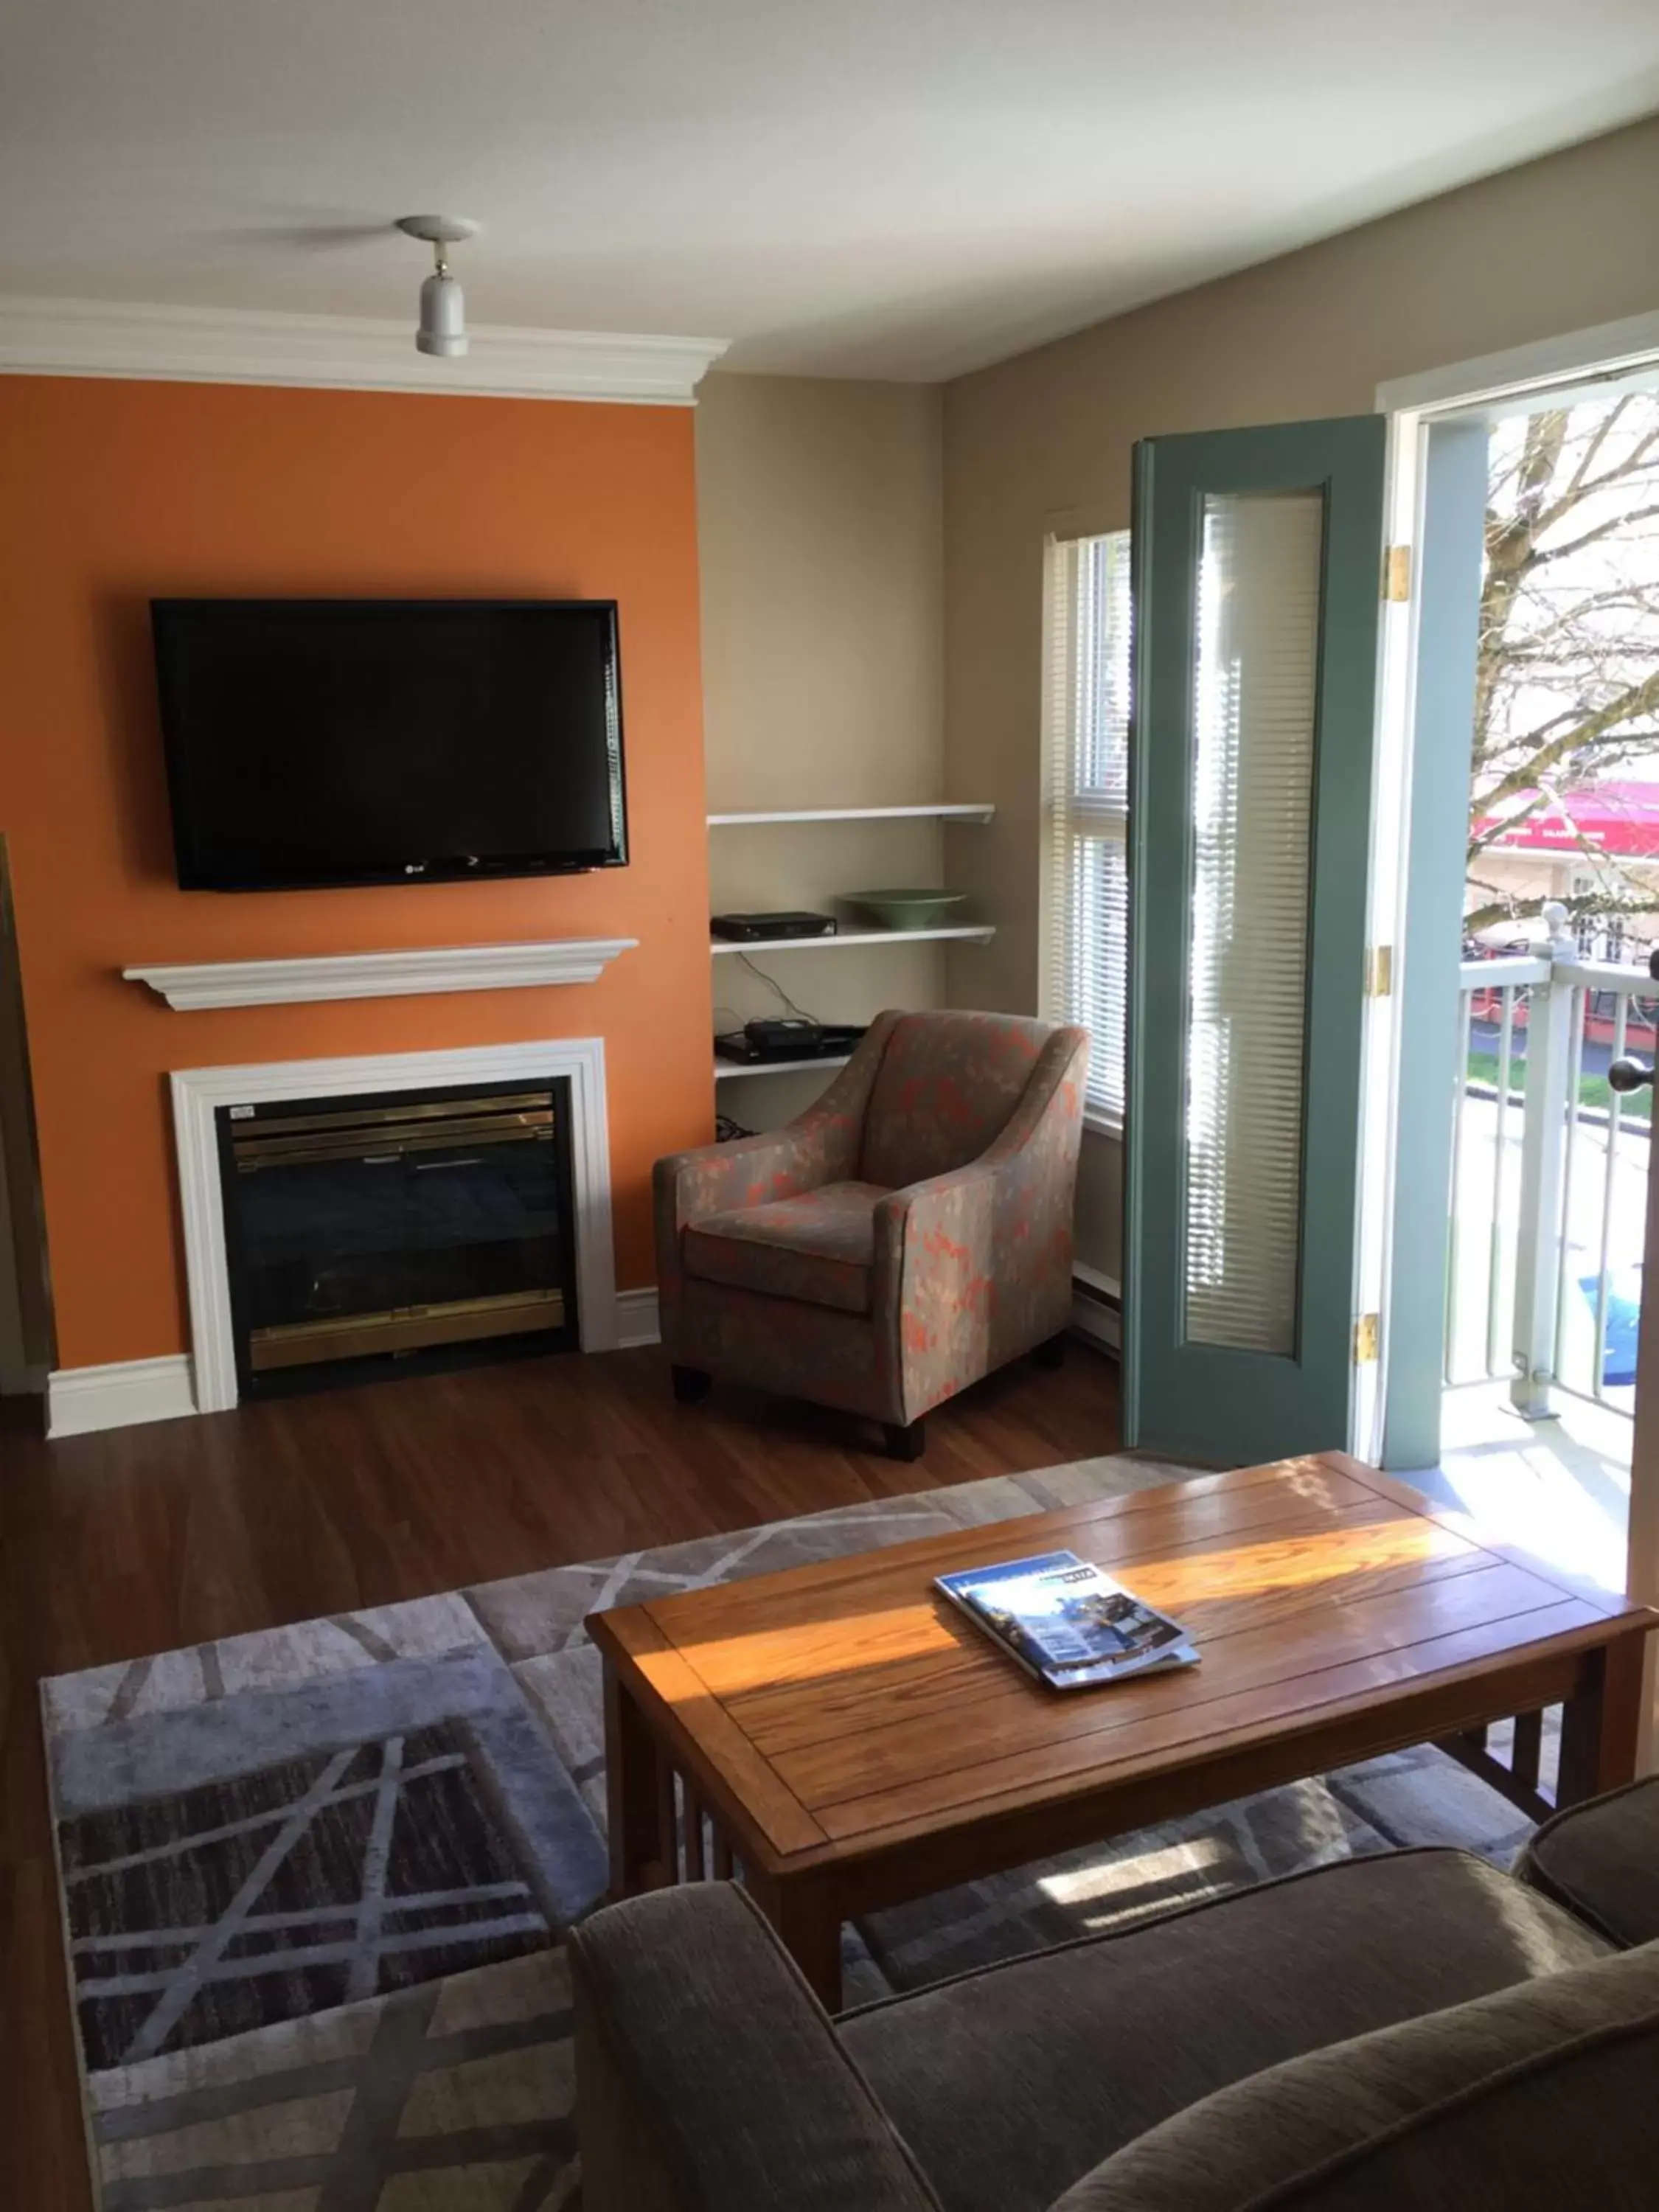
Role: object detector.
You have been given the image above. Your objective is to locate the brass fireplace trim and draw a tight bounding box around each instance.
[232,1090,556,1138]
[248,1285,566,1371]
[232,1099,555,1169]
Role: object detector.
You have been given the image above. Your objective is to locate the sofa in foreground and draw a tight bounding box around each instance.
[569,1774,1659,2210]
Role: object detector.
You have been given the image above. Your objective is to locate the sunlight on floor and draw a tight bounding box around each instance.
[1037,1834,1228,1905]
[1430,1382,1632,1593]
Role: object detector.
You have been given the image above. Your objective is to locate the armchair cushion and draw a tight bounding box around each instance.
[859,1010,1065,1190]
[684,1180,892,1315]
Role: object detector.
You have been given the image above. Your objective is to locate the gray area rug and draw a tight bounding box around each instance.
[42,1453,1546,2208]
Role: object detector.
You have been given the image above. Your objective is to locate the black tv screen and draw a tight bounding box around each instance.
[151,598,627,891]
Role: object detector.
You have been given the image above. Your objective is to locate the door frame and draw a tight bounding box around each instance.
[1366,310,1659,1759]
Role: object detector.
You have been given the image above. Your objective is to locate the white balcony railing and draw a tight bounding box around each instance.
[1451,904,1654,1420]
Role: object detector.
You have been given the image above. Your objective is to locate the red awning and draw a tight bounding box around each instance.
[1475,781,1659,860]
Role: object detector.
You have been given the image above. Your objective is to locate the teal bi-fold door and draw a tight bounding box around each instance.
[1123,416,1388,1465]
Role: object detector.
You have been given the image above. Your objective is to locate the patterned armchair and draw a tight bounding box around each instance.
[653,1009,1089,1458]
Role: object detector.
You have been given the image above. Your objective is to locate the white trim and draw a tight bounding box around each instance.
[1377,310,1659,419]
[614,1287,661,1349]
[706,804,996,827]
[124,938,639,1012]
[710,925,994,955]
[1351,403,1425,1465]
[48,1354,196,1439]
[1363,314,1659,1467]
[714,1054,851,1081]
[172,1037,619,1415]
[0,296,729,407]
[1071,1265,1122,1354]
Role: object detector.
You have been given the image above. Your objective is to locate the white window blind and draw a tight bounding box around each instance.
[1183,490,1322,1354]
[1040,530,1132,1127]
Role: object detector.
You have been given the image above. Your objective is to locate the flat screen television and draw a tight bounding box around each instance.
[151,598,627,891]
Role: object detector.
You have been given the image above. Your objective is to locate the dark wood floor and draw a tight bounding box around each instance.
[0,1337,1120,2211]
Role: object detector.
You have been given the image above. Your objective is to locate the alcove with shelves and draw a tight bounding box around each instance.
[706,803,995,1127]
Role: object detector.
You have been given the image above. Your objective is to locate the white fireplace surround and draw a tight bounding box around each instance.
[46,1034,659,1437]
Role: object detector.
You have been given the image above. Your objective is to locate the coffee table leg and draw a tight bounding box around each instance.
[603,1659,669,1898]
[750,1874,843,2013]
[1558,1632,1649,1806]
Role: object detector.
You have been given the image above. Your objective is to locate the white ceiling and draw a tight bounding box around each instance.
[5,0,1659,382]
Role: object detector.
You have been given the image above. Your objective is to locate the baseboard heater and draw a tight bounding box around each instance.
[1071,1267,1122,1356]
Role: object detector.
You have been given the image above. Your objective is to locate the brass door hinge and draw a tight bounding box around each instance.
[1363,945,1394,998]
[1383,545,1412,602]
[1353,1313,1380,1365]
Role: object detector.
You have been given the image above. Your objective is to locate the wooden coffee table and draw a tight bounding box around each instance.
[586,1453,1657,2007]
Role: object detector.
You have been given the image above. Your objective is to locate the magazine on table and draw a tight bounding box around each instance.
[936,1550,1197,1691]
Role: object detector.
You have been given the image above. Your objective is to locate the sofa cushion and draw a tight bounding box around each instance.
[1517,1773,1659,1947]
[684,1180,890,1314]
[836,1848,1611,2212]
[859,1011,1057,1189]
[1051,1939,1659,2212]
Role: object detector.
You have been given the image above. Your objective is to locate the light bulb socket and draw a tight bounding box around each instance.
[417,269,468,358]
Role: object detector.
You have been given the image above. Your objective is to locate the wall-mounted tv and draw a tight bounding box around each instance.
[151,598,628,891]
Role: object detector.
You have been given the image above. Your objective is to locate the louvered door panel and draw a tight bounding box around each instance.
[1185,490,1322,1354]
[1125,417,1386,1464]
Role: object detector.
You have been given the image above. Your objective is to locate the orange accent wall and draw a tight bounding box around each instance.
[0,375,712,1371]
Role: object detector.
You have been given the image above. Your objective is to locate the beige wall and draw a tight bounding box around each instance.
[695,372,949,1124]
[942,112,1659,1273]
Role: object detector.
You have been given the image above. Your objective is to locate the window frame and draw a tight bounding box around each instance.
[1039,526,1133,1138]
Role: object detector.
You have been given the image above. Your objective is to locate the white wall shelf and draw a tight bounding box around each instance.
[123,937,639,1012]
[714,1054,853,1082]
[712,924,993,956]
[706,803,995,827]
[705,796,990,1122]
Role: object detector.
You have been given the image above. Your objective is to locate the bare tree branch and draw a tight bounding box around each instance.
[1469,391,1659,942]
[1525,501,1659,572]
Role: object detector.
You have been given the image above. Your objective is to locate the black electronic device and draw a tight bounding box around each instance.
[151,598,627,891]
[714,1020,869,1067]
[709,911,838,942]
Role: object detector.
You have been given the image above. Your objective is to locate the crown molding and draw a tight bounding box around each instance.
[0,295,729,406]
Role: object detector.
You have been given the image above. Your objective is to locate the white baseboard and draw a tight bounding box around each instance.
[44,1286,661,1438]
[614,1286,661,1349]
[47,1354,198,1439]
[1071,1266,1121,1355]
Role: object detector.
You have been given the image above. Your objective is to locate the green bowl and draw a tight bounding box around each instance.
[844,888,970,931]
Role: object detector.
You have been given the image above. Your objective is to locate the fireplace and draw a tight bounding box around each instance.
[216,1078,579,1398]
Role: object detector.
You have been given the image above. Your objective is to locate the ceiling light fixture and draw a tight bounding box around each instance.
[394,215,479,358]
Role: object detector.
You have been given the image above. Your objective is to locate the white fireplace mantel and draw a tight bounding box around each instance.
[123,936,639,1012]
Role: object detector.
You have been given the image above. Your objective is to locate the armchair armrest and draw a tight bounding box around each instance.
[569,1884,942,2212]
[873,1166,999,1422]
[655,1122,837,1238]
